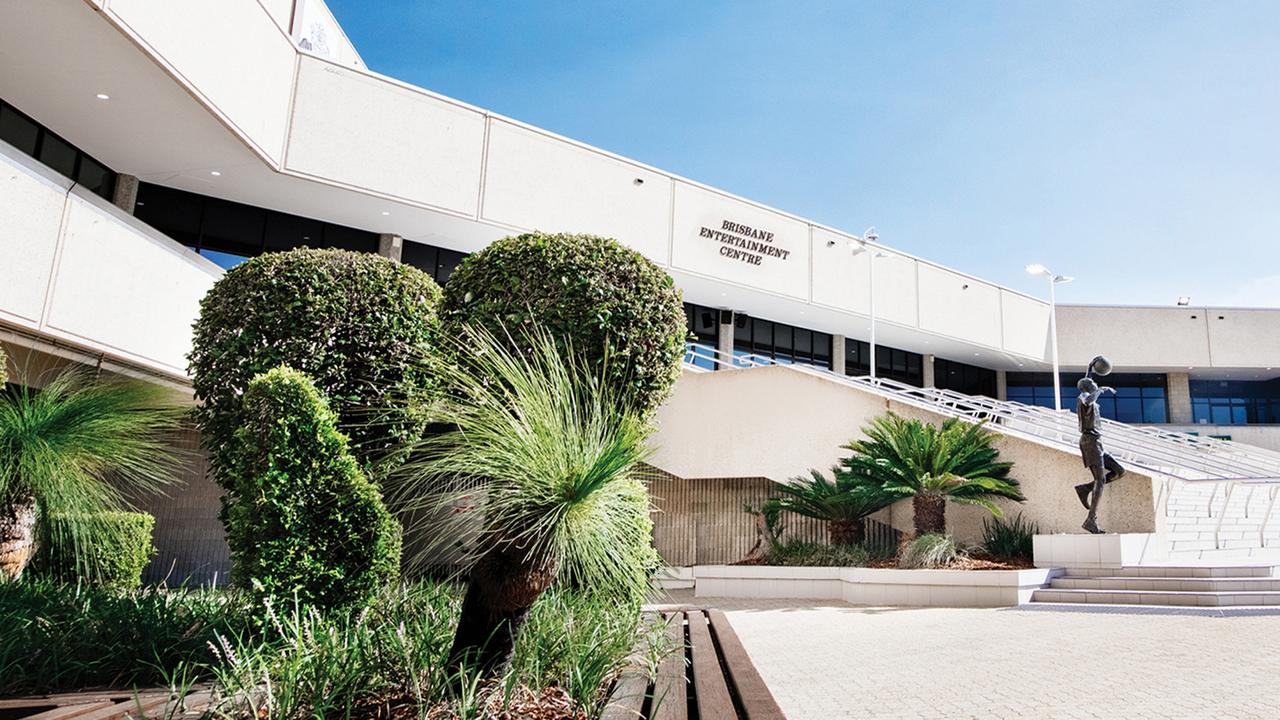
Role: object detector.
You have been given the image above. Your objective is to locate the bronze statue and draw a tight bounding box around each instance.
[1075,355,1125,534]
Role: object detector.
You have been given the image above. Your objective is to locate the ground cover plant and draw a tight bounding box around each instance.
[0,369,185,582]
[979,512,1039,564]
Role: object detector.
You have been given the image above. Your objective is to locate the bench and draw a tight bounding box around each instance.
[603,608,786,720]
[0,688,210,720]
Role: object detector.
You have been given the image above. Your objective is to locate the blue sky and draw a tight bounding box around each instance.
[327,1,1280,308]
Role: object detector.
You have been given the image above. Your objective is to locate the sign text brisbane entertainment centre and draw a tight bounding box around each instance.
[698,219,792,267]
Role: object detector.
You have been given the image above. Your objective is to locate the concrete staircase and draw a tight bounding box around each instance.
[1162,481,1280,561]
[1032,564,1280,607]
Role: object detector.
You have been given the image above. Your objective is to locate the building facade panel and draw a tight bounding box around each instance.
[481,119,671,263]
[42,190,220,375]
[285,56,487,215]
[1001,289,1051,359]
[0,145,69,326]
[108,0,297,163]
[670,182,810,300]
[1203,309,1280,369]
[1057,306,1212,369]
[916,263,1003,348]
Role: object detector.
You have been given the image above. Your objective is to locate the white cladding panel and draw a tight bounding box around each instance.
[482,121,671,263]
[1205,310,1280,368]
[260,0,296,32]
[1001,290,1051,359]
[671,183,810,300]
[1056,307,1213,369]
[42,191,219,375]
[0,151,68,326]
[917,265,1002,348]
[109,0,296,162]
[287,57,486,215]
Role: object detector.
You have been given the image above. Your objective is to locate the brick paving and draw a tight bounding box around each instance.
[655,591,1280,719]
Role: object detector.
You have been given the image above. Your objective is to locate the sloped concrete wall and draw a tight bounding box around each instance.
[649,366,1159,544]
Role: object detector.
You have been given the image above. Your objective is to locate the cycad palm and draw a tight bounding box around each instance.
[844,413,1023,535]
[392,325,657,676]
[766,468,895,546]
[0,369,185,581]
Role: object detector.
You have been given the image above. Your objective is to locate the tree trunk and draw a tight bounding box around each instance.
[0,493,38,581]
[912,494,947,536]
[829,518,865,546]
[447,545,557,677]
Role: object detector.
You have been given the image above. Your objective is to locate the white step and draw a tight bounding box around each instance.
[1032,587,1280,606]
[1051,576,1280,592]
[1063,564,1279,578]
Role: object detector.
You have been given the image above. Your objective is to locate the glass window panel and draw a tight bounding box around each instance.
[37,133,77,177]
[134,184,203,247]
[794,328,811,356]
[402,242,439,277]
[75,156,114,199]
[1115,398,1143,423]
[751,319,773,350]
[1231,405,1248,424]
[1143,398,1167,423]
[320,224,378,253]
[1210,404,1232,425]
[436,249,466,284]
[264,212,326,252]
[774,325,793,353]
[0,104,40,155]
[813,333,831,362]
[200,199,265,256]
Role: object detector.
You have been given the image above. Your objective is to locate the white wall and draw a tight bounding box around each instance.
[0,144,220,378]
[1056,305,1280,371]
[108,0,297,164]
[481,119,671,263]
[917,265,1003,349]
[286,56,486,216]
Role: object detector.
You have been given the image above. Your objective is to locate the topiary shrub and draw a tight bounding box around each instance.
[189,248,442,483]
[440,232,685,415]
[227,366,401,611]
[33,512,156,590]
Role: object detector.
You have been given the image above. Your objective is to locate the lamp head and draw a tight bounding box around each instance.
[864,227,879,243]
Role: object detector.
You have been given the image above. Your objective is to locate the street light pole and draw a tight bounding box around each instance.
[851,228,884,379]
[1026,263,1074,411]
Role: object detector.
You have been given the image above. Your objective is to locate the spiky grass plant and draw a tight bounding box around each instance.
[391,325,658,677]
[981,512,1039,562]
[897,533,963,569]
[844,413,1024,535]
[0,369,185,582]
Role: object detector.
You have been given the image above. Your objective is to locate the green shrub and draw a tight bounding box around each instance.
[32,512,156,589]
[227,367,401,611]
[981,512,1039,562]
[189,248,442,482]
[765,540,871,567]
[898,533,963,569]
[440,232,685,415]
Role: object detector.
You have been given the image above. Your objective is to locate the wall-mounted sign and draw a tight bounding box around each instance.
[698,219,792,267]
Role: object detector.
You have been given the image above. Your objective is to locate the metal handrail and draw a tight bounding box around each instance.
[683,343,1280,551]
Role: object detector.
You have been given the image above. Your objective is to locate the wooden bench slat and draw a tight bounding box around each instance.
[651,611,688,720]
[601,669,650,720]
[20,702,115,720]
[706,609,786,720]
[685,610,736,720]
[68,696,170,720]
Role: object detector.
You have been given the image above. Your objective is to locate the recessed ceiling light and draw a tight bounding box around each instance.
[209,170,221,176]
[381,211,391,216]
[973,352,981,356]
[95,93,110,100]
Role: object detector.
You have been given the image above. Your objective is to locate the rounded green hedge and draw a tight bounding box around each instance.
[33,512,156,590]
[189,248,442,482]
[440,232,686,414]
[227,366,401,610]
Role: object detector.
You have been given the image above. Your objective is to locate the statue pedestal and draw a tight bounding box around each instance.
[1033,533,1168,569]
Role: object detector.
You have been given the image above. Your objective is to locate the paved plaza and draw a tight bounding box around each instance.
[657,591,1280,719]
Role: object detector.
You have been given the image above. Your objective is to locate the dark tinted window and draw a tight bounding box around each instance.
[135,184,203,246]
[0,98,116,200]
[935,357,998,397]
[200,199,265,256]
[0,103,39,155]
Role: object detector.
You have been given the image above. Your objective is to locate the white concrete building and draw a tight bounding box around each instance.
[3,0,1280,581]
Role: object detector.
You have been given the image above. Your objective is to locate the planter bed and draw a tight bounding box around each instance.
[691,564,1061,607]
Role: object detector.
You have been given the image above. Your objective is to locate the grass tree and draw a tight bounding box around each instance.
[765,467,895,546]
[844,413,1024,535]
[392,326,657,677]
[0,369,184,581]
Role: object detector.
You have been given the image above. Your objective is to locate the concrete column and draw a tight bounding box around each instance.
[923,354,936,387]
[1167,371,1192,424]
[996,369,1008,400]
[112,173,139,214]
[831,335,846,375]
[716,311,735,368]
[377,233,403,263]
